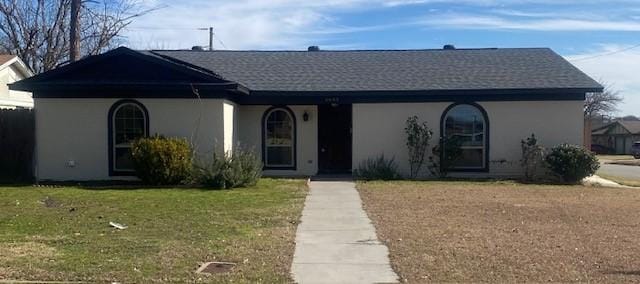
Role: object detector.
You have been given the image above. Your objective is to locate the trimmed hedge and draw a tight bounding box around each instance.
[131,136,192,185]
[544,144,599,183]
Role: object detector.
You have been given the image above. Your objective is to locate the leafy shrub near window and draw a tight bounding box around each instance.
[520,134,545,181]
[354,154,401,181]
[428,137,463,178]
[131,136,192,185]
[223,147,263,188]
[544,144,600,183]
[190,147,263,189]
[405,116,433,179]
[189,152,227,189]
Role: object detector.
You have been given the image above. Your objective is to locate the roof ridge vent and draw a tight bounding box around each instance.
[443,44,456,50]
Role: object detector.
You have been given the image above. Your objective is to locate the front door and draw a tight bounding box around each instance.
[318,104,352,174]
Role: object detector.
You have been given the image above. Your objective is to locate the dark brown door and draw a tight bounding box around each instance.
[318,104,352,174]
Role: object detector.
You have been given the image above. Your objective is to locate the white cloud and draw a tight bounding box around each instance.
[566,45,640,116]
[420,13,640,31]
[125,0,372,50]
[125,0,640,50]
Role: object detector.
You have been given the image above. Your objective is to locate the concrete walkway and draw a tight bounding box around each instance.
[291,181,398,284]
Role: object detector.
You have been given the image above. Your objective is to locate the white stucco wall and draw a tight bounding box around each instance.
[237,105,318,176]
[223,100,237,154]
[35,97,582,181]
[35,98,226,181]
[0,64,32,109]
[353,100,584,178]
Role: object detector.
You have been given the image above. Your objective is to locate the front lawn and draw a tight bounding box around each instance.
[0,179,306,283]
[358,181,640,283]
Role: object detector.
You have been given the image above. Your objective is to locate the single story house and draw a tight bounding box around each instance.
[592,120,640,154]
[0,55,33,109]
[11,46,601,181]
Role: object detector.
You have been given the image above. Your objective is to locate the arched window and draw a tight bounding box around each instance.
[263,107,296,169]
[442,103,488,170]
[108,100,148,175]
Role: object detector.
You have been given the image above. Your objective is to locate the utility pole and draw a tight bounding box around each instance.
[198,27,214,50]
[209,27,213,51]
[70,0,81,62]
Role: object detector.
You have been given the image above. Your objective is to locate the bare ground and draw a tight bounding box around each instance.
[358,181,640,283]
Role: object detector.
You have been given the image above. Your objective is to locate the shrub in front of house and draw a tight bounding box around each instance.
[544,144,599,184]
[131,136,192,185]
[405,116,434,179]
[223,148,263,188]
[520,134,545,182]
[354,154,401,181]
[191,147,262,189]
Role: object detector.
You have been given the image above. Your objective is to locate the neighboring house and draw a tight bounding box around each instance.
[0,55,33,109]
[10,46,601,181]
[592,121,640,154]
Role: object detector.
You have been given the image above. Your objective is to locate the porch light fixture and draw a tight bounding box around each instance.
[303,111,310,121]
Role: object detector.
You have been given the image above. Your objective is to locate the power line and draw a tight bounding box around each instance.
[213,32,228,49]
[127,27,202,30]
[570,43,640,62]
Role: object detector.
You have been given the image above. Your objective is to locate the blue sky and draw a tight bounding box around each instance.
[125,0,640,116]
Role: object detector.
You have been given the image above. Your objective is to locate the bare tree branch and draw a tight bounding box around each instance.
[0,0,159,73]
[584,81,623,119]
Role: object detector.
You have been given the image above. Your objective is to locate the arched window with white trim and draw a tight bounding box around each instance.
[263,107,296,169]
[442,103,488,170]
[109,100,148,175]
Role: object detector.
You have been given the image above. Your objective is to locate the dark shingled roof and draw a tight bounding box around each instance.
[152,48,601,92]
[592,121,640,135]
[621,121,640,134]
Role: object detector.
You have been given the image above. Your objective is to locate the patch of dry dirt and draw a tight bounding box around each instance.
[358,181,640,283]
[0,242,58,262]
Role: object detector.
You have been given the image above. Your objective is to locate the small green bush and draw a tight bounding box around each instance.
[223,148,263,188]
[190,152,227,189]
[354,154,401,181]
[131,136,192,185]
[191,147,262,189]
[544,144,600,183]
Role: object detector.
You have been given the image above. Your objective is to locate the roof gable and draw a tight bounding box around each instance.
[619,121,640,134]
[592,121,640,135]
[0,55,33,78]
[11,47,229,91]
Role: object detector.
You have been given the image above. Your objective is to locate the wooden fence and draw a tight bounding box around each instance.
[0,109,34,182]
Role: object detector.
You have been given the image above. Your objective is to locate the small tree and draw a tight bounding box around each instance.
[405,116,433,179]
[428,136,463,178]
[520,134,545,181]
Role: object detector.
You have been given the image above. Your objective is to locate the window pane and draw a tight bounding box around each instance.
[115,147,134,171]
[444,104,486,168]
[267,146,293,166]
[264,109,295,167]
[451,149,483,168]
[114,104,145,145]
[112,103,146,172]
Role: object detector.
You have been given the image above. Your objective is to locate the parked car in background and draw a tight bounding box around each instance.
[632,141,640,159]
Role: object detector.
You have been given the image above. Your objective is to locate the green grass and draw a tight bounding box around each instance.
[0,179,307,283]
